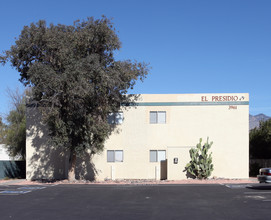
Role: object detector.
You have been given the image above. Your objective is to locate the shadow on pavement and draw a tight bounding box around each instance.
[246,184,271,190]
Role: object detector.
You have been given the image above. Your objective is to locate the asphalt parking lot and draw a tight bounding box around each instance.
[0,183,270,220]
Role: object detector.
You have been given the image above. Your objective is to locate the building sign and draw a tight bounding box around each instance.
[200,95,246,110]
[201,95,245,102]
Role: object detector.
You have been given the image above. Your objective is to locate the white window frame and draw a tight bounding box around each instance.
[150,150,166,162]
[107,150,123,162]
[149,111,166,124]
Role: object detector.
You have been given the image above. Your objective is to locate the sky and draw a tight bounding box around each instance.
[0,0,270,117]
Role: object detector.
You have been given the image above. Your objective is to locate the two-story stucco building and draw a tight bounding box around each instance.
[26,93,249,181]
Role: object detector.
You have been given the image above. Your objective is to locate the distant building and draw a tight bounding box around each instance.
[0,144,12,161]
[0,144,22,161]
[26,93,249,180]
[0,144,25,179]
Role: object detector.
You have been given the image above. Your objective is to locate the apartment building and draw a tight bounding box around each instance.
[26,93,249,180]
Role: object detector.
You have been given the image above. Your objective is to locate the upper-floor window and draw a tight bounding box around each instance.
[108,112,123,124]
[150,111,166,124]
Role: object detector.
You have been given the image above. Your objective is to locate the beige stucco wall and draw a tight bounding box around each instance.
[26,93,249,180]
[92,93,249,180]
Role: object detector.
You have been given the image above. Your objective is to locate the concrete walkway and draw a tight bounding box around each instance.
[0,178,258,185]
[0,179,27,185]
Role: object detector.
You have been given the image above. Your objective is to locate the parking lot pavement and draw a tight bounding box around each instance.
[224,183,271,202]
[0,183,270,220]
[0,183,56,195]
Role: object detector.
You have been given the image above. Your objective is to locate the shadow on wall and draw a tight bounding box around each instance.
[26,106,97,181]
[75,153,97,181]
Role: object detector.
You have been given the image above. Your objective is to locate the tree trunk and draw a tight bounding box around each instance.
[68,150,77,181]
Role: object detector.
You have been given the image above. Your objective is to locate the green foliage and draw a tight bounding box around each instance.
[1,17,149,178]
[185,138,214,179]
[250,119,271,159]
[249,162,262,177]
[0,117,7,144]
[3,90,26,160]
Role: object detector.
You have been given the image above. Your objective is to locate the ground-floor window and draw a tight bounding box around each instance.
[107,150,123,162]
[150,150,166,162]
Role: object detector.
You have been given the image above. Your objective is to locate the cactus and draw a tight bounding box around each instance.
[185,138,214,179]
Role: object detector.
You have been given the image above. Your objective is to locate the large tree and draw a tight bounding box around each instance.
[1,17,149,180]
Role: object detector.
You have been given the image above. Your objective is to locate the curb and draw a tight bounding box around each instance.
[0,179,27,185]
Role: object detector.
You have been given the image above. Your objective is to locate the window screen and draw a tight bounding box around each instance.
[150,150,157,162]
[150,111,157,124]
[115,112,123,124]
[107,150,114,162]
[157,150,166,161]
[115,150,123,162]
[157,111,166,124]
[107,113,114,124]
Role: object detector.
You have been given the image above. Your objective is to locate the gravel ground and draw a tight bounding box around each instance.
[0,178,258,185]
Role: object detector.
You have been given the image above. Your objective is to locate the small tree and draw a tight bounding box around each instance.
[0,116,7,144]
[185,138,214,179]
[3,89,27,160]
